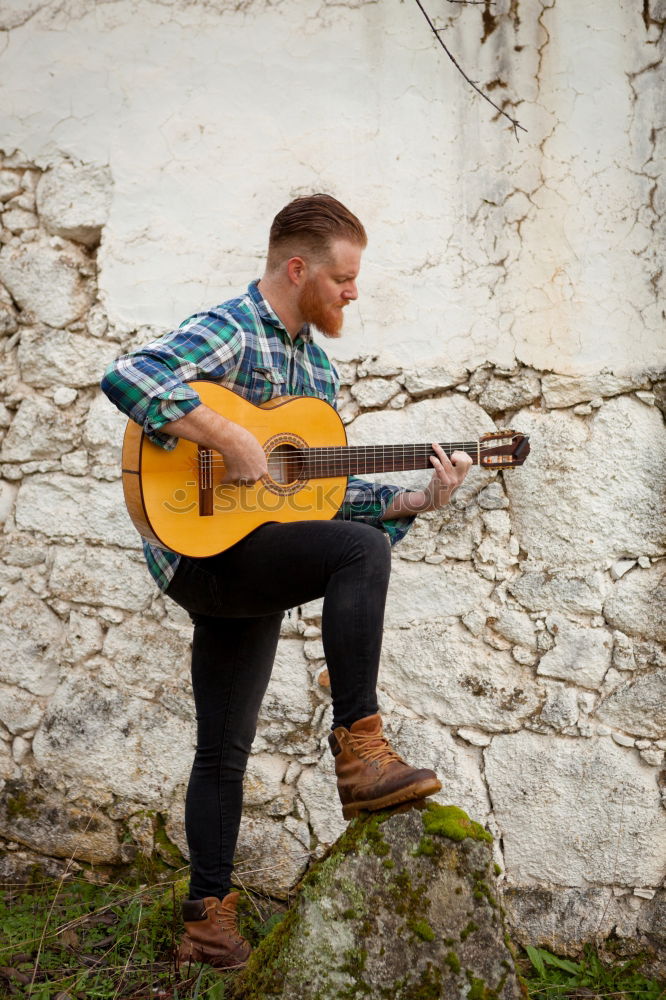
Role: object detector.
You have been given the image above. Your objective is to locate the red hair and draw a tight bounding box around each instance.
[266,193,367,271]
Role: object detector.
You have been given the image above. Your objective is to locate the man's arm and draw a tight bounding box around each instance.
[382,443,473,519]
[161,405,268,484]
[100,315,244,450]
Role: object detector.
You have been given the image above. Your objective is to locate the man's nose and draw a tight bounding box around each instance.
[342,281,358,301]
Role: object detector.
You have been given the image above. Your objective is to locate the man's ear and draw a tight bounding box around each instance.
[286,256,307,286]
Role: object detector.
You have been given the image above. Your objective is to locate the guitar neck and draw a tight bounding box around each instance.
[303,442,481,478]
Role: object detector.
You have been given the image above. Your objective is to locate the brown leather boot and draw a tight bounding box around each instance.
[329,713,442,819]
[178,892,251,971]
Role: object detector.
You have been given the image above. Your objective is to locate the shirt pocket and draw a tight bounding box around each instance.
[299,370,336,404]
[249,365,286,404]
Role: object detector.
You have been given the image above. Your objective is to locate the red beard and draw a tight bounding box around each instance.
[297,278,344,338]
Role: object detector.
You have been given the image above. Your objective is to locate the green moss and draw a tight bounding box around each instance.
[445,950,462,975]
[421,802,493,844]
[465,968,509,1000]
[153,815,183,868]
[467,973,489,1000]
[414,835,438,857]
[410,919,436,942]
[382,963,444,999]
[494,863,502,876]
[5,788,38,820]
[460,919,479,941]
[382,858,395,869]
[472,874,498,909]
[341,946,367,976]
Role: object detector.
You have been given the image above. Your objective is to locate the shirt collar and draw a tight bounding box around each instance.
[248,279,312,343]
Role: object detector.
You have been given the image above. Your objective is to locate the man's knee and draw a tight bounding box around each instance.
[342,522,392,575]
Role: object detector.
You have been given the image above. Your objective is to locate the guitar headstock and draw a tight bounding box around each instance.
[479,430,530,469]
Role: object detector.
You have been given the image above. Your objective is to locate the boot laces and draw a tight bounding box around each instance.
[209,901,243,942]
[348,729,405,767]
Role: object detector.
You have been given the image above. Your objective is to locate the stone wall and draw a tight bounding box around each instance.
[0,0,665,962]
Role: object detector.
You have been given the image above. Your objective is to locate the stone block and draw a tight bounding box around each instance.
[385,559,494,626]
[296,754,348,846]
[36,162,112,246]
[603,563,666,642]
[541,372,646,408]
[485,732,666,885]
[260,639,313,725]
[232,806,521,1000]
[508,567,607,615]
[49,544,154,610]
[380,621,542,731]
[15,473,138,547]
[65,609,104,663]
[32,674,193,806]
[350,377,401,408]
[0,240,93,327]
[0,780,121,864]
[503,885,639,955]
[504,397,666,565]
[244,753,289,808]
[0,170,23,201]
[0,395,82,462]
[0,682,43,734]
[18,326,120,388]
[538,683,580,729]
[476,371,541,415]
[401,361,467,395]
[0,480,18,525]
[100,614,191,697]
[82,391,127,468]
[235,814,310,898]
[537,615,612,689]
[595,670,666,739]
[0,584,63,695]
[485,608,537,649]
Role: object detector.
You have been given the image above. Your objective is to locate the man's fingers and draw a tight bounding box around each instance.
[450,449,473,469]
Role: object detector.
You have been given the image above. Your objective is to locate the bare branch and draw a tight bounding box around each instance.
[413,0,527,139]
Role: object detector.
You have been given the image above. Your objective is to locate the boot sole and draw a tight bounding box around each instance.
[342,777,442,819]
[178,939,248,972]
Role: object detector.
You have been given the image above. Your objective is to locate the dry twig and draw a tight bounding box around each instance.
[413,0,527,139]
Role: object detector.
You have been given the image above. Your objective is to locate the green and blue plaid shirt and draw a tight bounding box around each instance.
[102,280,414,591]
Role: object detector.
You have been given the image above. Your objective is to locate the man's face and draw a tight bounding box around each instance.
[297,239,362,338]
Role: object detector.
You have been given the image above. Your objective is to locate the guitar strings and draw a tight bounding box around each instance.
[194,443,485,472]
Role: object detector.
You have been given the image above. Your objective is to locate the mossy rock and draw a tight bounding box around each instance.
[232,802,523,1000]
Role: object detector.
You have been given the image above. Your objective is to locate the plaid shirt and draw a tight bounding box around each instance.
[101,280,414,591]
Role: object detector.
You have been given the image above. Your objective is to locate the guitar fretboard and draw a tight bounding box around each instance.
[300,442,480,478]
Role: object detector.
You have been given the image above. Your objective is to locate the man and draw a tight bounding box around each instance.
[101,194,472,971]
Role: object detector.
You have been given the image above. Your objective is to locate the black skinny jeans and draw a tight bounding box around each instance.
[164,519,392,901]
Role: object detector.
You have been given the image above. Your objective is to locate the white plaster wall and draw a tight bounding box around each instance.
[0,0,663,371]
[0,0,665,961]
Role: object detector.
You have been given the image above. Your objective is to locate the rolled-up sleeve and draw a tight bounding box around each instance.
[100,316,244,449]
[334,476,415,546]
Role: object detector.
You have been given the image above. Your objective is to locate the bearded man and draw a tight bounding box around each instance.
[101,193,472,971]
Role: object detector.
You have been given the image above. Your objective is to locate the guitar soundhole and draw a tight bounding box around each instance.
[268,443,305,484]
[264,434,308,495]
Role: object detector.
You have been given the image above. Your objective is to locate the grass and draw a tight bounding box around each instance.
[521,944,666,1000]
[2,873,664,1000]
[0,869,284,1000]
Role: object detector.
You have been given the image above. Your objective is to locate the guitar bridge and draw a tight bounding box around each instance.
[198,446,214,516]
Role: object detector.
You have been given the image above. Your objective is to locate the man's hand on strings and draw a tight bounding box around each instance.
[381,443,473,519]
[423,443,473,509]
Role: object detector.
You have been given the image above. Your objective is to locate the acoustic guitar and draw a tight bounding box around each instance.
[122,380,530,557]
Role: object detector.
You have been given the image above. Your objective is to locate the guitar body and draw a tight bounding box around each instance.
[122,381,348,558]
